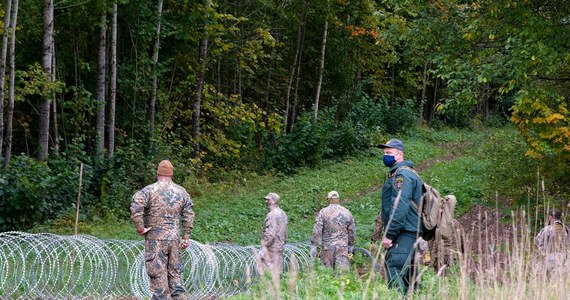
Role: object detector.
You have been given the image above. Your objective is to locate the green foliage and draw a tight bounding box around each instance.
[199,85,282,172]
[265,113,328,174]
[265,93,419,174]
[15,63,65,99]
[0,154,93,231]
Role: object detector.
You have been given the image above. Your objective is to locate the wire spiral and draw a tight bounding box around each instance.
[0,232,312,299]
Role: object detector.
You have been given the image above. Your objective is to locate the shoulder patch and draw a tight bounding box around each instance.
[395,177,404,190]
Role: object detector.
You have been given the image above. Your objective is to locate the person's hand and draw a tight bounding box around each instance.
[136,227,152,236]
[181,238,190,249]
[258,249,265,260]
[310,246,317,258]
[382,237,393,249]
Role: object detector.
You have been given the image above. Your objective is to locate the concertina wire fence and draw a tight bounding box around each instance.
[0,231,314,299]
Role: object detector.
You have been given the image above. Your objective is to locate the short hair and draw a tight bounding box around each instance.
[548,209,562,220]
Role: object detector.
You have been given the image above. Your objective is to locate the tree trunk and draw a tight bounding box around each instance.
[284,0,306,132]
[0,0,12,156]
[38,0,53,161]
[51,43,58,153]
[95,13,107,158]
[108,1,118,158]
[419,62,428,124]
[192,0,211,156]
[216,57,221,93]
[289,6,307,132]
[149,0,163,135]
[313,20,328,123]
[390,63,396,104]
[429,77,439,125]
[289,22,306,132]
[4,0,19,166]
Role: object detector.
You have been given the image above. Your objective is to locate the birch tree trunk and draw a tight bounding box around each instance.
[4,0,19,166]
[149,0,163,135]
[0,0,12,153]
[38,0,53,160]
[313,20,328,123]
[192,0,211,156]
[0,0,12,155]
[289,20,306,131]
[284,0,306,132]
[108,1,118,158]
[95,13,107,158]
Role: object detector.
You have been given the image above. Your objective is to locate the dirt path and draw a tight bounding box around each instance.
[356,141,472,198]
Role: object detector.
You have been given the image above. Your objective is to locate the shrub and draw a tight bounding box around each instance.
[0,154,93,231]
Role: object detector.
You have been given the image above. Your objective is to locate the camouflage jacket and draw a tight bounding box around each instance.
[311,204,356,250]
[261,207,288,252]
[130,179,194,241]
[535,220,570,255]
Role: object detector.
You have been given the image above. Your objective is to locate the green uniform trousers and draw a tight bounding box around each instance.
[385,232,418,294]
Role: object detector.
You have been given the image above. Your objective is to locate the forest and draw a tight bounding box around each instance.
[0,0,569,232]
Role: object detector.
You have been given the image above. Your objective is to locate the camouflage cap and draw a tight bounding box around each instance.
[264,192,280,203]
[327,191,340,199]
[157,160,174,176]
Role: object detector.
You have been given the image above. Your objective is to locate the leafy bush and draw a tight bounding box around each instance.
[264,94,419,174]
[264,113,329,174]
[0,154,94,231]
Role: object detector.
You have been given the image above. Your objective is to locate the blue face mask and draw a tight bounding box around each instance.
[383,155,396,167]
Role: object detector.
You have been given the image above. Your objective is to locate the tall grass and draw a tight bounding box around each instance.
[30,126,570,298]
[232,206,569,300]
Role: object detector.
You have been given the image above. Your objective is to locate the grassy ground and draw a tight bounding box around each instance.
[32,125,565,299]
[34,126,502,246]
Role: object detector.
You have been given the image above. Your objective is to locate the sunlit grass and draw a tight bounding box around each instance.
[230,208,569,300]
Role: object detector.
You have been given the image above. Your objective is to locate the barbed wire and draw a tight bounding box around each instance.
[0,232,312,299]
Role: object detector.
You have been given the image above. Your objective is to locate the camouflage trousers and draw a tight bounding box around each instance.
[542,253,567,276]
[144,239,187,300]
[260,250,284,275]
[320,246,350,270]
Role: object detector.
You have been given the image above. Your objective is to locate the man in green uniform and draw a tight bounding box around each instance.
[130,160,195,300]
[378,139,423,294]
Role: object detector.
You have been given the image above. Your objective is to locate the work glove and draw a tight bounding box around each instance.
[310,246,317,258]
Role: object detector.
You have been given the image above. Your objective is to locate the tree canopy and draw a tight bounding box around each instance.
[0,0,569,230]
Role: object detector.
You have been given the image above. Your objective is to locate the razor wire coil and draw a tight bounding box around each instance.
[0,232,312,299]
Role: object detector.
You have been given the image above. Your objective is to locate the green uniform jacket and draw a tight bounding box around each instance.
[381,161,423,240]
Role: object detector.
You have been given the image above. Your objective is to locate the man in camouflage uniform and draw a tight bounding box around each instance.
[311,191,356,270]
[259,192,289,276]
[535,209,570,274]
[378,138,423,294]
[130,160,194,300]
